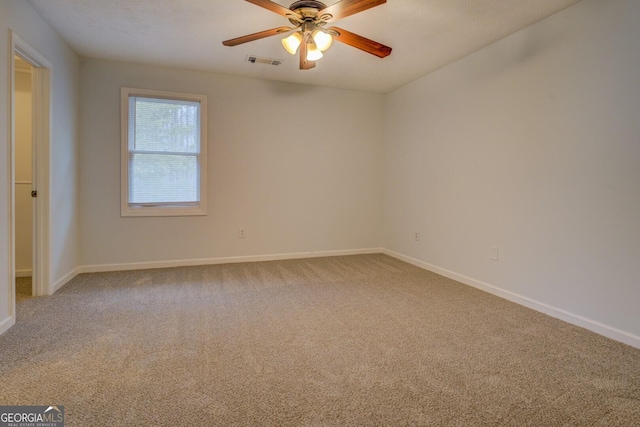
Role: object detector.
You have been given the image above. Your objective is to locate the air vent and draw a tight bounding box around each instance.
[246,55,283,66]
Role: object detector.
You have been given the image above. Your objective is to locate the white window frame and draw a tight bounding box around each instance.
[120,87,207,217]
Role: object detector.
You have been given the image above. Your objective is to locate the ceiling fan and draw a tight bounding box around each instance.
[222,0,392,70]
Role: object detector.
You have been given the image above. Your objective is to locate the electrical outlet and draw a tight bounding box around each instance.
[239,228,246,239]
[490,246,499,261]
[414,232,420,241]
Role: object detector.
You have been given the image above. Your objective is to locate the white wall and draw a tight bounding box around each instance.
[384,0,640,344]
[80,59,383,268]
[0,0,81,333]
[14,70,33,276]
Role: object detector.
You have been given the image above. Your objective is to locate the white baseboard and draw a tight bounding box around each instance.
[51,266,83,294]
[0,316,15,336]
[15,269,32,278]
[80,248,384,274]
[383,249,640,350]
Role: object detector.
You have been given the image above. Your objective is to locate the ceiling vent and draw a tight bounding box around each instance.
[246,55,283,66]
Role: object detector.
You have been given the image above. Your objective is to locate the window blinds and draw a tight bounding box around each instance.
[128,96,201,205]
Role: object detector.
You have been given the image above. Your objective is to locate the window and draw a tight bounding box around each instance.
[121,87,207,216]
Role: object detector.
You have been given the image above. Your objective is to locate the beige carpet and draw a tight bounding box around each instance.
[1,254,639,426]
[15,276,33,303]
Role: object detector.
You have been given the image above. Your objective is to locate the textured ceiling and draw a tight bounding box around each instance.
[27,0,581,93]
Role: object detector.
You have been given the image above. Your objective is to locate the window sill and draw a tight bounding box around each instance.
[121,205,207,217]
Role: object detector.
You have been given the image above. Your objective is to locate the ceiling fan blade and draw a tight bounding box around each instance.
[328,27,392,58]
[319,0,386,22]
[245,0,301,20]
[299,42,316,70]
[222,26,292,47]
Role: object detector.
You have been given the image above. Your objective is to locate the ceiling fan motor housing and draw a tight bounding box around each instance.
[288,1,331,25]
[289,1,327,11]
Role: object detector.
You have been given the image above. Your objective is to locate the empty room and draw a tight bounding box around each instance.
[1,0,639,425]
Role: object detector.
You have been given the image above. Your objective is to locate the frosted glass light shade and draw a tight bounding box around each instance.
[312,30,333,51]
[282,32,303,55]
[306,42,323,61]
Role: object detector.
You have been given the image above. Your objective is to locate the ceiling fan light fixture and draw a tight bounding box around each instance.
[281,32,303,55]
[306,41,323,61]
[312,29,333,51]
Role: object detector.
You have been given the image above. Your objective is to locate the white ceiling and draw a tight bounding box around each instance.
[27,0,581,93]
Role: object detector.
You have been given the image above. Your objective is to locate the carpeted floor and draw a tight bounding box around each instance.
[15,276,33,303]
[1,254,639,426]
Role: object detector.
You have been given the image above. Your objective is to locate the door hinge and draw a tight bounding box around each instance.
[31,190,37,198]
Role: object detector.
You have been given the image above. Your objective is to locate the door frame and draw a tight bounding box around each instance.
[8,31,51,315]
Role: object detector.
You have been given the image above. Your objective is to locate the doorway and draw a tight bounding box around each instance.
[9,32,51,324]
[14,55,35,302]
